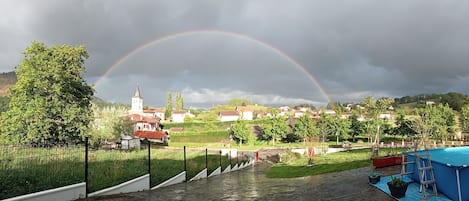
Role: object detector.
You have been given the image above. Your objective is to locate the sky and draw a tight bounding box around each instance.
[1,1,469,109]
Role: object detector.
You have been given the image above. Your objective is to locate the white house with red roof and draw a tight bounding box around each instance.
[172,110,187,123]
[235,106,253,120]
[219,111,240,122]
[127,86,169,143]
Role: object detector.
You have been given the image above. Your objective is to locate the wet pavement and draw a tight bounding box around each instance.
[84,163,398,201]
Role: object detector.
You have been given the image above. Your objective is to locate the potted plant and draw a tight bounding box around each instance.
[387,176,409,198]
[368,173,381,184]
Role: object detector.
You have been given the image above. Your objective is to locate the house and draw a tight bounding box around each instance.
[128,86,169,143]
[235,106,253,120]
[219,111,240,122]
[379,113,392,120]
[172,110,187,123]
[143,108,165,121]
[294,110,304,118]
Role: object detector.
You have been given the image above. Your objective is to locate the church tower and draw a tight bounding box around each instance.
[130,85,143,114]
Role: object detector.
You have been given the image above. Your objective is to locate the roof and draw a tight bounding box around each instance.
[143,109,164,113]
[134,86,142,98]
[134,130,167,140]
[172,110,186,115]
[235,106,253,112]
[219,111,239,116]
[129,114,157,123]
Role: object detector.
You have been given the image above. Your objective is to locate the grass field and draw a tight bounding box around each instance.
[0,145,238,199]
[267,148,406,178]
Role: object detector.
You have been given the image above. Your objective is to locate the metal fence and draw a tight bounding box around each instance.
[0,138,251,200]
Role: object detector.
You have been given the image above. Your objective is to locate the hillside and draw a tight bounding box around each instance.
[0,71,17,96]
[394,92,468,111]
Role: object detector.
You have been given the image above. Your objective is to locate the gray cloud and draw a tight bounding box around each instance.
[1,0,469,108]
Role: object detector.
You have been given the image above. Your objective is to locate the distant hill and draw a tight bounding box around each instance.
[0,71,17,96]
[394,92,468,111]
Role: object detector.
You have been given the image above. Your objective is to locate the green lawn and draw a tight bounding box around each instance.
[267,148,404,178]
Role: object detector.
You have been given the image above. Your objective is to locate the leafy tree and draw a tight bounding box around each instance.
[89,105,130,146]
[349,111,365,142]
[293,114,318,143]
[165,91,172,120]
[413,104,456,143]
[330,111,351,145]
[393,109,416,136]
[175,92,184,110]
[0,42,93,145]
[461,105,469,132]
[231,120,250,145]
[317,111,332,143]
[263,115,289,144]
[0,96,10,114]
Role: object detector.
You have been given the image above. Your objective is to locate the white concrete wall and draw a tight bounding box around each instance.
[220,115,239,122]
[221,149,237,158]
[189,169,207,181]
[152,171,186,190]
[231,164,239,171]
[222,165,231,173]
[89,174,149,197]
[4,183,85,201]
[208,167,221,177]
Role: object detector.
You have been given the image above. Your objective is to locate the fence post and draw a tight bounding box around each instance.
[205,148,208,170]
[229,150,232,167]
[184,146,187,181]
[147,139,151,188]
[219,150,222,168]
[85,137,89,198]
[237,152,239,165]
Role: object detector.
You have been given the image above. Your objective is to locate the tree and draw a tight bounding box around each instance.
[317,111,332,143]
[393,109,416,136]
[293,114,318,143]
[263,115,289,145]
[175,92,184,110]
[89,105,130,147]
[349,110,365,142]
[165,91,172,120]
[461,105,469,132]
[0,42,93,145]
[231,120,250,145]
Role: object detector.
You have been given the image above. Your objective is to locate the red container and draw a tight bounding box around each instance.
[373,156,402,168]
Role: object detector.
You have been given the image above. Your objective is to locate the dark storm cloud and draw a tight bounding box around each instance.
[1,0,469,107]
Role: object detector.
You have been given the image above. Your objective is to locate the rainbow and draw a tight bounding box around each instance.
[95,29,332,104]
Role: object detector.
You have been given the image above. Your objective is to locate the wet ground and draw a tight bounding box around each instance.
[84,163,400,201]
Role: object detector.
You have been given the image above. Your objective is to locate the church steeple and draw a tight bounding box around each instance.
[130,85,143,114]
[134,85,142,98]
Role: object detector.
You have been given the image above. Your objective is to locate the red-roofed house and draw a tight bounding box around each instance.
[172,110,187,123]
[219,111,240,122]
[235,106,253,120]
[143,108,165,121]
[127,86,169,143]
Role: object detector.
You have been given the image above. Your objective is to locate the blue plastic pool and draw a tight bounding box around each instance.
[407,147,469,201]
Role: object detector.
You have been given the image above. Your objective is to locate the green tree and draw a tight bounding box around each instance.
[0,42,93,145]
[175,92,184,110]
[461,105,469,132]
[263,115,289,145]
[349,111,365,142]
[293,115,318,143]
[89,106,130,147]
[165,91,172,120]
[393,109,416,136]
[231,120,250,145]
